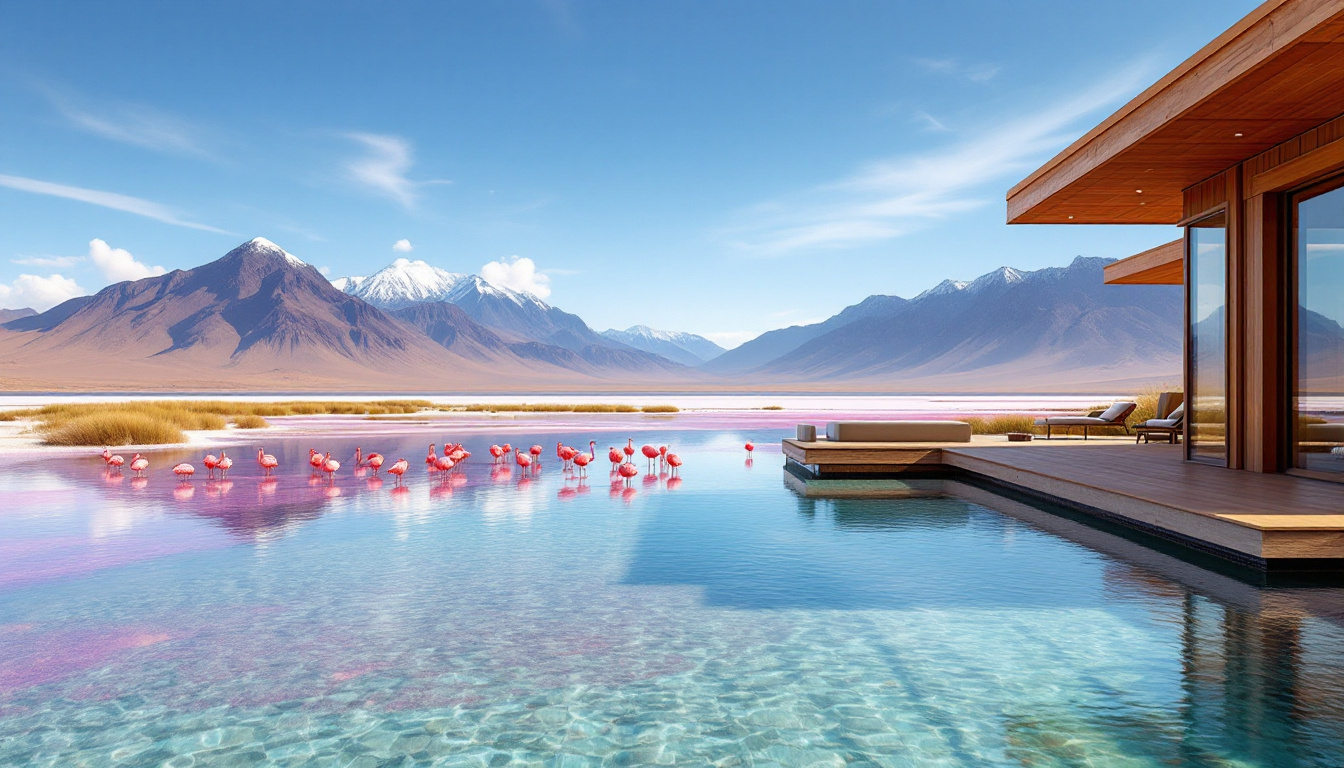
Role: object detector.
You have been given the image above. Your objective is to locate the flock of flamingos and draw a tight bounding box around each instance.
[97,438,757,488]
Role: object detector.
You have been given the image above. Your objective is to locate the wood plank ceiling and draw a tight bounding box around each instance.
[1008,1,1344,225]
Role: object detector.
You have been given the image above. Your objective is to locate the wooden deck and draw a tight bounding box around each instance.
[782,437,1344,569]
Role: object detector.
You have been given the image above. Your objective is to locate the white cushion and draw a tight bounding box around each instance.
[1097,402,1136,422]
[825,420,972,442]
[1145,418,1181,428]
[1166,402,1184,419]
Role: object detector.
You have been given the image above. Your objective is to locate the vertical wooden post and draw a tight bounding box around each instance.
[1227,167,1244,470]
[1243,192,1286,472]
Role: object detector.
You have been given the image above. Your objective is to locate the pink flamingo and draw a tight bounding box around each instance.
[448,445,467,464]
[321,452,340,484]
[515,447,533,473]
[435,454,455,476]
[624,438,635,463]
[666,452,682,476]
[130,454,149,477]
[218,450,233,478]
[659,445,668,469]
[203,452,219,479]
[107,454,125,472]
[618,462,639,488]
[101,448,113,464]
[388,458,410,486]
[529,444,543,469]
[366,452,384,473]
[608,447,622,472]
[425,444,438,472]
[173,463,195,481]
[558,442,578,470]
[573,442,596,478]
[489,445,504,464]
[745,441,755,454]
[640,444,659,471]
[257,448,279,477]
[309,449,324,473]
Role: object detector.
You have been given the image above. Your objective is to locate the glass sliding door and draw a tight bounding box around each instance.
[1294,182,1344,475]
[1187,213,1228,464]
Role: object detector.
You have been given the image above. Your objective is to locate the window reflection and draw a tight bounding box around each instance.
[1188,213,1227,464]
[1295,184,1344,473]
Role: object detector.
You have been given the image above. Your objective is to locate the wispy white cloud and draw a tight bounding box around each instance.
[12,254,81,268]
[344,133,449,208]
[915,57,1000,83]
[481,256,552,299]
[913,111,949,132]
[87,239,166,283]
[392,238,413,253]
[53,98,211,157]
[721,63,1157,256]
[0,273,85,311]
[0,174,231,234]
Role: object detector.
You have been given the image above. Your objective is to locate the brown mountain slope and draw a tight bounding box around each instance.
[0,239,564,390]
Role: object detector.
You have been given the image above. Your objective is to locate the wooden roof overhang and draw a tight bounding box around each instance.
[1007,0,1344,225]
[1103,239,1184,284]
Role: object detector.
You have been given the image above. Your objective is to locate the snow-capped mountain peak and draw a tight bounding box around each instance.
[914,266,1026,301]
[444,275,551,310]
[243,237,306,267]
[600,325,726,365]
[330,275,365,292]
[336,258,469,310]
[915,279,970,300]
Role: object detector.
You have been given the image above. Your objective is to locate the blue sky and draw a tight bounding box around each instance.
[0,1,1258,346]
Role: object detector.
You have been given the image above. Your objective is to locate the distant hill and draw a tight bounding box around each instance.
[712,257,1182,389]
[0,241,1188,392]
[0,307,35,323]
[702,294,909,374]
[601,325,725,366]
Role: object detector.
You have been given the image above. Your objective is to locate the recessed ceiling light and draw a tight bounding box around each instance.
[1234,132,1244,137]
[1067,215,1074,220]
[1136,189,1143,194]
[1140,202,1146,206]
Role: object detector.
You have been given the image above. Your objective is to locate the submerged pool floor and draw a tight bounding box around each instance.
[2,427,1343,766]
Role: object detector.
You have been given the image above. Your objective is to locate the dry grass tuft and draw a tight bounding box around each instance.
[760,405,784,411]
[42,413,186,446]
[963,414,1043,435]
[0,399,435,446]
[640,405,679,413]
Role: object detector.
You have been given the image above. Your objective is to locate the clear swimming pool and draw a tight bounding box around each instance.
[3,425,1343,766]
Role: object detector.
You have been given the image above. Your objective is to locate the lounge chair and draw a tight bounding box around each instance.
[1034,402,1137,439]
[1135,393,1184,444]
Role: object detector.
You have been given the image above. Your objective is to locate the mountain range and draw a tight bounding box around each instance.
[0,238,1190,392]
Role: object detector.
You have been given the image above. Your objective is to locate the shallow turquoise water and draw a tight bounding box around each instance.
[2,425,1343,766]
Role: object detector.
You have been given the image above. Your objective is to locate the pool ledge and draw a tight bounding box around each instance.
[782,438,1344,571]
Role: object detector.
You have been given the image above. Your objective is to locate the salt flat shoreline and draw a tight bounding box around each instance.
[0,393,1129,460]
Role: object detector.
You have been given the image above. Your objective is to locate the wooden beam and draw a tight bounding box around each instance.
[1103,239,1184,284]
[1249,133,1344,195]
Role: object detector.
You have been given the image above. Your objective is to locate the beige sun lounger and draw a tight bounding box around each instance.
[1034,402,1137,439]
[825,420,972,443]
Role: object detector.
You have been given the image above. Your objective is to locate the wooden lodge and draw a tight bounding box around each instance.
[785,0,1344,572]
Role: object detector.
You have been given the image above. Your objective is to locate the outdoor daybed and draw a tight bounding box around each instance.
[825,420,972,443]
[1034,402,1136,439]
